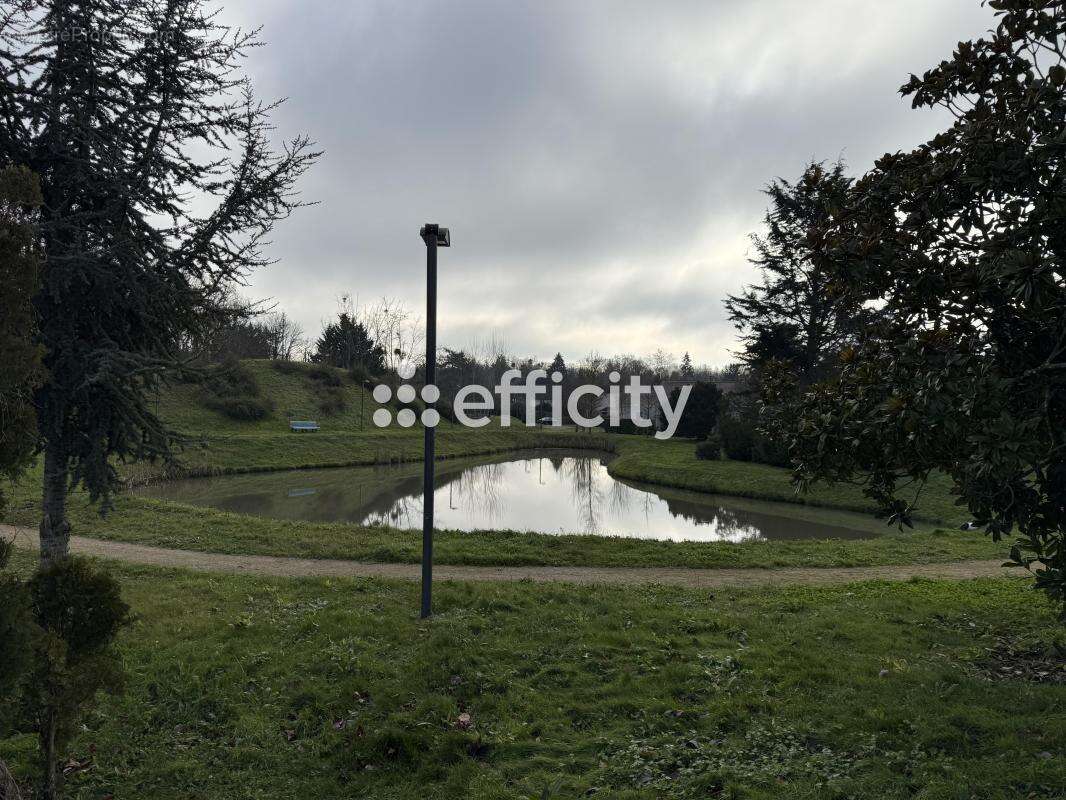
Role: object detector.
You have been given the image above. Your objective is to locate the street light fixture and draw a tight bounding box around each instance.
[419,223,449,619]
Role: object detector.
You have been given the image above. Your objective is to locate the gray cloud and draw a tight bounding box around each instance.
[223,0,994,364]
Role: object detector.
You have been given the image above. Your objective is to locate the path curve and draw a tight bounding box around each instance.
[3,524,1017,588]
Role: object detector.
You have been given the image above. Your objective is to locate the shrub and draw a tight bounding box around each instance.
[753,435,791,468]
[0,557,132,799]
[203,356,261,398]
[719,414,754,461]
[270,359,303,375]
[316,385,347,415]
[668,381,721,439]
[307,365,342,387]
[0,540,33,726]
[26,558,131,798]
[348,363,374,385]
[204,396,274,420]
[695,434,722,461]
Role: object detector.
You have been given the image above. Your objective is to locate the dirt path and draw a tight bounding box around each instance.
[3,524,1017,588]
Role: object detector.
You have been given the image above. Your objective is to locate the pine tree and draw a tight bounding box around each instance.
[0,166,44,511]
[725,161,867,382]
[311,314,386,374]
[1,2,319,563]
[680,352,694,378]
[549,352,566,375]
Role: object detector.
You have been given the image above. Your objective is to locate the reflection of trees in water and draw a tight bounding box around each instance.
[168,451,770,541]
[562,456,609,534]
[655,495,762,542]
[361,462,511,528]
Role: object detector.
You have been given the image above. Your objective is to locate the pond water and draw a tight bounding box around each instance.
[134,450,886,542]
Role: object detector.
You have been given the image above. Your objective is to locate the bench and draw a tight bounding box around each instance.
[289,420,320,433]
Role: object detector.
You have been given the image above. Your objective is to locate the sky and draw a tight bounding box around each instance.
[223,0,995,367]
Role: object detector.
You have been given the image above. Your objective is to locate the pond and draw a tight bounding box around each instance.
[135,450,887,542]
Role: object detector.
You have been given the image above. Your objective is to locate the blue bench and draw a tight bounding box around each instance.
[289,420,320,433]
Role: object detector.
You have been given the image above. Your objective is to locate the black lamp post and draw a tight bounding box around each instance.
[419,223,449,618]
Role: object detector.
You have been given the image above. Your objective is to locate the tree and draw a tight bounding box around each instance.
[550,352,567,376]
[668,381,721,439]
[725,161,868,382]
[311,313,386,374]
[766,0,1066,615]
[264,312,306,361]
[1,2,318,563]
[680,352,694,378]
[0,166,44,511]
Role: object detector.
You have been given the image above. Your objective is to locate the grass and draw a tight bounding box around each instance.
[0,358,1004,568]
[1,551,1062,799]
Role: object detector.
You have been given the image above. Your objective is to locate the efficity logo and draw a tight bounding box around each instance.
[372,365,691,440]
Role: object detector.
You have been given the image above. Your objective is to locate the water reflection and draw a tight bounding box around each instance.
[135,450,883,542]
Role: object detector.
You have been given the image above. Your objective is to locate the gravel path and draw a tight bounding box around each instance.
[3,524,1017,587]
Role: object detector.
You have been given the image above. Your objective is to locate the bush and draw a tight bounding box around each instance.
[348,363,374,386]
[0,556,132,799]
[0,540,33,726]
[307,365,342,387]
[669,381,721,439]
[753,435,791,468]
[203,356,261,398]
[27,558,131,798]
[695,434,722,461]
[270,359,303,375]
[204,396,274,421]
[719,414,754,461]
[315,385,347,415]
[200,358,274,420]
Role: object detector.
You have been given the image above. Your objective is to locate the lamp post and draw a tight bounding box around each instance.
[419,223,449,619]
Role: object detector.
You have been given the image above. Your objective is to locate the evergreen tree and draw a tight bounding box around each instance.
[725,161,867,382]
[311,313,386,374]
[1,2,319,563]
[0,166,44,511]
[550,352,567,375]
[680,352,694,378]
[668,381,721,439]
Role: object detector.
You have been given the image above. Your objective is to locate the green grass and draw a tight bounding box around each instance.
[1,552,1061,799]
[1,359,1003,568]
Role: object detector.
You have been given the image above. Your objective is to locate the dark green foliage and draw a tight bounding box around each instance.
[1,1,318,561]
[719,414,755,462]
[311,313,385,374]
[25,558,131,798]
[670,382,721,439]
[271,359,304,376]
[201,359,274,421]
[680,352,694,378]
[719,404,789,467]
[204,396,274,421]
[349,363,375,386]
[725,161,869,382]
[307,366,343,387]
[315,387,348,416]
[29,559,131,661]
[0,541,34,724]
[695,435,721,461]
[0,554,130,799]
[0,166,45,512]
[764,1,1066,613]
[204,358,262,399]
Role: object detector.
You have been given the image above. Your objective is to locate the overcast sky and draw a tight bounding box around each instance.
[223,0,994,367]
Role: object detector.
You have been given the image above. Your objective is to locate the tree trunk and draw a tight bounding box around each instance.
[38,445,70,566]
[39,708,58,800]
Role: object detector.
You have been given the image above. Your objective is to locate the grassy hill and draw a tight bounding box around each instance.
[157,358,412,437]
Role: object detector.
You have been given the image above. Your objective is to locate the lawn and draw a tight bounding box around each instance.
[0,358,1004,568]
[1,550,1061,799]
